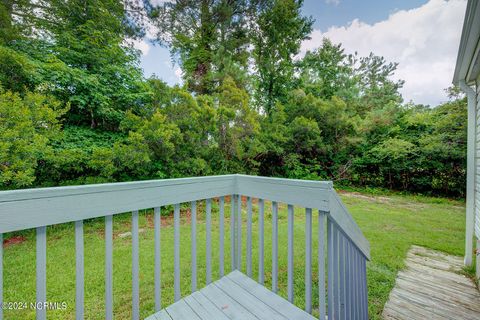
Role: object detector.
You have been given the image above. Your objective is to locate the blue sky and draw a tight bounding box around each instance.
[303,0,428,30]
[136,0,466,106]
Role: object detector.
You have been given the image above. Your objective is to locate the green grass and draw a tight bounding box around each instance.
[2,191,466,319]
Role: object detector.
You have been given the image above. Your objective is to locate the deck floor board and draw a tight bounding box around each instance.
[383,245,480,319]
[147,271,317,320]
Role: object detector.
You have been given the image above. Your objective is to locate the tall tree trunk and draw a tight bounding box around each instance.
[195,0,214,95]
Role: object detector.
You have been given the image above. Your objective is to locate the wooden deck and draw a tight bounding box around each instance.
[146,270,316,320]
[383,245,480,319]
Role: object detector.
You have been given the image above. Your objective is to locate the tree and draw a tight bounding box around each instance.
[0,0,52,45]
[215,77,259,163]
[45,0,150,128]
[288,116,322,156]
[121,110,180,160]
[252,0,313,115]
[0,45,39,93]
[0,89,68,188]
[254,103,289,176]
[282,89,357,179]
[0,0,150,129]
[352,53,404,115]
[151,0,251,94]
[298,38,353,99]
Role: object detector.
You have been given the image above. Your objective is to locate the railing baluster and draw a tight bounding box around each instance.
[346,241,352,320]
[352,248,357,320]
[36,226,47,320]
[230,195,235,271]
[287,204,294,303]
[357,248,362,320]
[327,218,334,319]
[339,233,346,319]
[174,204,180,301]
[363,255,367,320]
[191,201,197,293]
[361,252,366,320]
[356,249,361,320]
[132,211,140,320]
[362,256,368,320]
[0,233,3,320]
[333,225,340,318]
[219,196,225,277]
[353,243,358,320]
[206,199,212,284]
[258,199,265,285]
[318,211,327,320]
[236,195,242,270]
[105,215,113,320]
[247,197,252,277]
[272,201,278,293]
[75,220,84,320]
[305,208,312,313]
[154,207,161,311]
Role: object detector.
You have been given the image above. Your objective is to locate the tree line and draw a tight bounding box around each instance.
[0,0,467,197]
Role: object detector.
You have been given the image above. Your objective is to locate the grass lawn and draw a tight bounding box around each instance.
[2,190,466,319]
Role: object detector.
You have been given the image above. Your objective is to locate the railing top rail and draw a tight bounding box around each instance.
[0,175,236,234]
[0,174,369,258]
[235,175,332,212]
[0,175,236,203]
[234,175,370,258]
[329,190,370,259]
[234,174,333,189]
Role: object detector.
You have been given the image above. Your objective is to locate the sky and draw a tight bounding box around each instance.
[135,0,467,106]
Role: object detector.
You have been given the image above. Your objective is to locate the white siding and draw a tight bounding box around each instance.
[475,75,480,238]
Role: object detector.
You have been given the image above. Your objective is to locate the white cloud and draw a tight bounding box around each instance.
[325,0,340,5]
[174,68,183,82]
[149,0,173,5]
[301,0,466,106]
[132,39,151,56]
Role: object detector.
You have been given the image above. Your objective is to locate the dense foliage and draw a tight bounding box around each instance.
[0,0,467,197]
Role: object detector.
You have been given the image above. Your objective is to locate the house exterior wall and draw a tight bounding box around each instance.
[453,0,480,269]
[477,75,480,280]
[476,75,480,240]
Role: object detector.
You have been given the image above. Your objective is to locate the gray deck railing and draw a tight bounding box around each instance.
[0,174,370,320]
